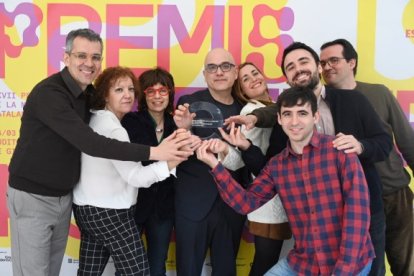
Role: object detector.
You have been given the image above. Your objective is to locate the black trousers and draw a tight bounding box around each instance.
[175,197,245,276]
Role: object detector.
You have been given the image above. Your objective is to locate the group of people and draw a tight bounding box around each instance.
[5,27,413,276]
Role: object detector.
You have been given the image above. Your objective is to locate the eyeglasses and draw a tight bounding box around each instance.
[69,52,103,63]
[143,86,170,97]
[320,57,345,68]
[205,62,235,73]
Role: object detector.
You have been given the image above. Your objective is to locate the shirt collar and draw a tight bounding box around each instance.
[61,67,95,98]
[283,130,322,158]
[317,85,327,103]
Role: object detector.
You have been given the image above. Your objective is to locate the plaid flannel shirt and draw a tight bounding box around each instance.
[211,132,375,275]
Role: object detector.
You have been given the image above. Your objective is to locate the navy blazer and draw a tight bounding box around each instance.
[175,89,249,221]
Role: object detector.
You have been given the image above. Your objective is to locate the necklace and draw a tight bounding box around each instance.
[155,117,164,133]
[150,112,164,133]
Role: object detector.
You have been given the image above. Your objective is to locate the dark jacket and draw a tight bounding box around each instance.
[174,89,249,221]
[122,110,176,222]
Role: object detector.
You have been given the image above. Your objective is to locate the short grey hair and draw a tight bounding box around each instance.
[65,28,103,54]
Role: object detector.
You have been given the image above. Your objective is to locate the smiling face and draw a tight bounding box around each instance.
[283,49,321,90]
[105,76,135,120]
[320,44,356,89]
[144,83,170,115]
[277,101,319,151]
[238,64,269,101]
[63,36,102,91]
[203,48,238,94]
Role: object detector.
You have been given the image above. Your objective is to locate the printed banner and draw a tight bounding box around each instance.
[1,0,413,275]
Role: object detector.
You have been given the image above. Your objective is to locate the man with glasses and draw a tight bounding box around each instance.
[7,28,191,276]
[320,38,414,276]
[225,42,392,276]
[173,48,247,275]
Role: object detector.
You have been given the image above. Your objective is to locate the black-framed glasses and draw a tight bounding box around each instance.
[69,52,103,63]
[205,62,235,73]
[320,57,345,68]
[143,86,170,97]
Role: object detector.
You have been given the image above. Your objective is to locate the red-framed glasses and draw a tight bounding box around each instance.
[143,86,170,97]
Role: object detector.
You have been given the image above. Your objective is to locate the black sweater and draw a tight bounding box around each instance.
[9,68,150,196]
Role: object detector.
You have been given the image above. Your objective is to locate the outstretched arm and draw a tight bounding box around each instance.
[197,141,277,215]
[224,114,258,130]
[149,129,193,161]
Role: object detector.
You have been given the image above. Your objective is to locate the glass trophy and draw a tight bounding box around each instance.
[189,101,224,139]
[189,101,224,128]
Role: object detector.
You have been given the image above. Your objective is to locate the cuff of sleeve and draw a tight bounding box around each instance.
[156,161,171,179]
[170,167,177,177]
[211,162,224,175]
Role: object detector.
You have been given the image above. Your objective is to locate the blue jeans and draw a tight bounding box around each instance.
[138,215,174,276]
[114,215,173,276]
[264,257,296,276]
[264,257,373,276]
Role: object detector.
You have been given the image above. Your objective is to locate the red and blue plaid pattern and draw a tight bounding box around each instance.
[211,132,375,275]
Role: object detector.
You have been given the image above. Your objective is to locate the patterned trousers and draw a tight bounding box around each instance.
[73,204,149,276]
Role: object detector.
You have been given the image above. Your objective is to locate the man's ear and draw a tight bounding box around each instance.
[277,113,282,125]
[313,110,320,125]
[349,58,356,70]
[63,52,70,66]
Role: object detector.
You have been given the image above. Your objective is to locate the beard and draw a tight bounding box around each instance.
[289,70,320,90]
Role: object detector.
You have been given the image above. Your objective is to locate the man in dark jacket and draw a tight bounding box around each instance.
[226,42,392,276]
[173,48,247,275]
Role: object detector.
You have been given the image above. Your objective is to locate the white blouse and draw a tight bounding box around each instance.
[73,110,175,209]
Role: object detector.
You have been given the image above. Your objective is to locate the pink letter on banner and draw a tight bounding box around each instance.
[157,5,224,70]
[47,3,102,75]
[246,4,294,83]
[228,5,242,64]
[397,90,414,128]
[106,4,153,76]
[0,165,9,237]
[0,3,42,78]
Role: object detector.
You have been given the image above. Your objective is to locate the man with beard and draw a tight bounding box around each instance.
[225,42,392,276]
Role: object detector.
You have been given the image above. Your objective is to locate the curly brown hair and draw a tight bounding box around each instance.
[91,66,139,110]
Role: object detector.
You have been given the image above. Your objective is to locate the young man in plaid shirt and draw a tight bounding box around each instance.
[196,87,374,276]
